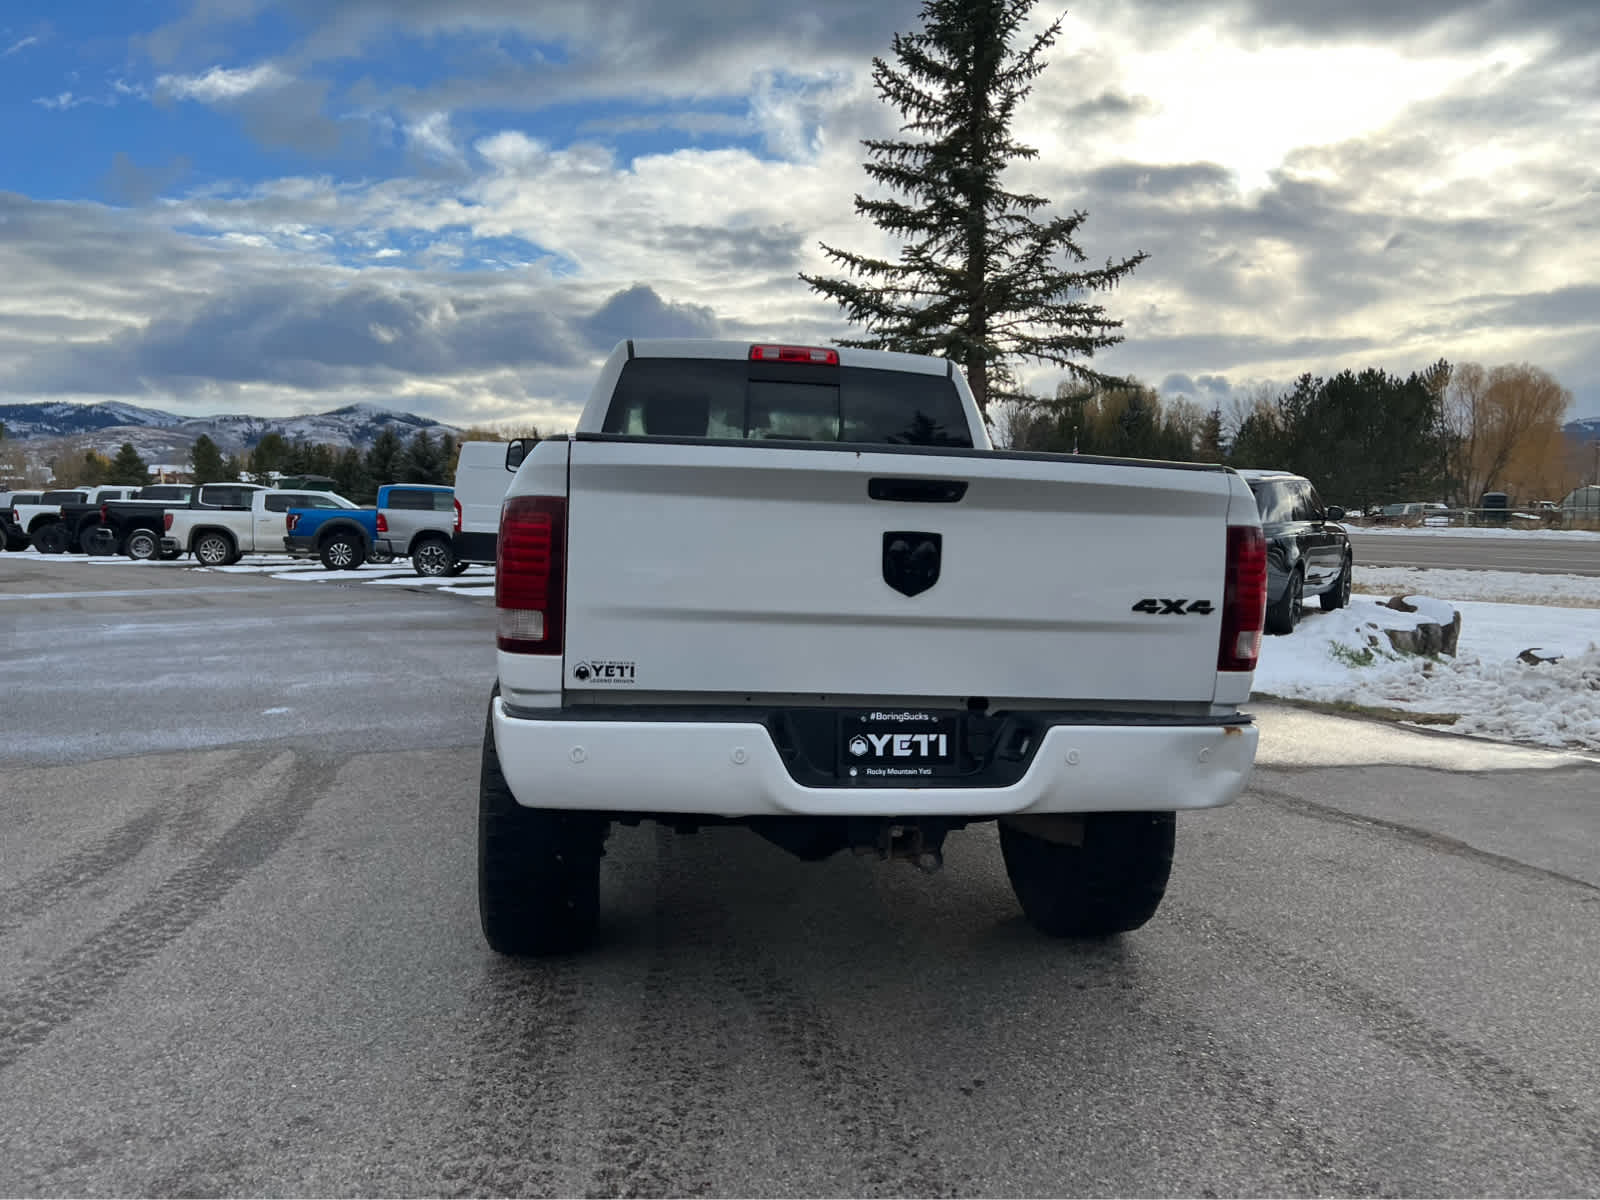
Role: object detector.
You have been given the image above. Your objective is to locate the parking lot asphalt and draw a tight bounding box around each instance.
[2,559,1598,1196]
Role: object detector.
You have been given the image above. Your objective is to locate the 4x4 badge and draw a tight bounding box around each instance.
[1131,598,1214,615]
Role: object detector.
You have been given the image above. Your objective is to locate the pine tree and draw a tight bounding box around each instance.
[107,442,149,485]
[1198,407,1224,462]
[401,429,446,484]
[365,428,404,488]
[221,453,244,482]
[333,447,373,504]
[800,0,1147,418]
[189,435,227,484]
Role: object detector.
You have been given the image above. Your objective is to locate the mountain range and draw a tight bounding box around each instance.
[0,400,464,465]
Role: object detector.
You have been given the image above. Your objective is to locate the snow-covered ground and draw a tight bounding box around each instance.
[1254,594,1600,753]
[1353,566,1600,607]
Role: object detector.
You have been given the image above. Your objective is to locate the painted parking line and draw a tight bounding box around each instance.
[0,585,290,601]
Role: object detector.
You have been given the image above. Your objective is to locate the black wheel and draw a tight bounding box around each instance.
[1322,556,1353,610]
[32,523,68,555]
[80,524,117,555]
[412,535,455,577]
[319,531,365,571]
[1265,566,1304,635]
[478,700,607,956]
[125,529,160,561]
[193,531,234,567]
[158,547,182,561]
[4,529,28,552]
[448,562,471,576]
[1000,812,1175,939]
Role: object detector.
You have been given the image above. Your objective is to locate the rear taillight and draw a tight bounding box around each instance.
[749,344,839,365]
[99,504,109,523]
[286,513,298,533]
[1218,525,1268,672]
[162,513,173,532]
[452,497,462,534]
[376,512,388,534]
[496,496,566,654]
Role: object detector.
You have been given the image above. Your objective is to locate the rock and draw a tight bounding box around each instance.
[1518,648,1563,665]
[1381,605,1461,657]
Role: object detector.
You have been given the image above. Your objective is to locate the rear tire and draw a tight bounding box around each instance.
[412,535,455,577]
[4,529,29,552]
[193,531,234,567]
[320,532,364,571]
[478,700,607,956]
[125,529,160,561]
[1265,566,1303,635]
[1000,812,1175,939]
[32,523,68,555]
[1322,556,1353,610]
[81,524,117,555]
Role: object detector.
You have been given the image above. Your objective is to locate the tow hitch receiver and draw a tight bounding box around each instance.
[854,821,946,873]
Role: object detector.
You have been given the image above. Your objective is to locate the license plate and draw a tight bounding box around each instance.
[839,710,960,781]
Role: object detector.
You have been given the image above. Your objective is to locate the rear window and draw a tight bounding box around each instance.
[386,488,449,511]
[1249,481,1298,524]
[600,358,973,448]
[10,493,41,504]
[42,491,87,504]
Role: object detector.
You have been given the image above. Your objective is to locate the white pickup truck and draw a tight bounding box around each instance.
[480,339,1268,956]
[162,486,357,565]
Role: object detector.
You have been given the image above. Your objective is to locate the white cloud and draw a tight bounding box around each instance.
[32,92,88,111]
[157,63,289,104]
[405,112,462,163]
[3,35,40,57]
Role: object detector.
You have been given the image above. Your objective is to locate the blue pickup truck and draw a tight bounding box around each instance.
[284,483,454,571]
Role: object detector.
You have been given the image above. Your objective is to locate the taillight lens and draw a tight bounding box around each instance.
[99,504,109,523]
[749,344,839,365]
[376,512,388,534]
[162,513,173,531]
[286,513,298,533]
[496,496,566,654]
[1218,525,1268,671]
[452,498,462,534]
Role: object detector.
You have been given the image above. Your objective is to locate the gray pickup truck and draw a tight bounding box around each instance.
[375,484,467,577]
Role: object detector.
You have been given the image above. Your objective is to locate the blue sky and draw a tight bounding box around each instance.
[1,0,1597,433]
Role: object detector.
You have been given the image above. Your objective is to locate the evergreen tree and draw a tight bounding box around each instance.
[221,453,244,482]
[189,435,227,484]
[365,428,404,488]
[401,429,447,484]
[800,0,1147,417]
[108,442,149,486]
[1198,407,1225,462]
[333,447,374,504]
[247,432,290,484]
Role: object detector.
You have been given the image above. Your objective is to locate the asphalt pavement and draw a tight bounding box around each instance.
[2,559,1598,1197]
[1347,529,1600,575]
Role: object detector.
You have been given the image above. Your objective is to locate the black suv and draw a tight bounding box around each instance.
[1237,469,1353,634]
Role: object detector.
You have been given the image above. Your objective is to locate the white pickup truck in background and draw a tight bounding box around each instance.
[162,486,356,565]
[480,339,1268,956]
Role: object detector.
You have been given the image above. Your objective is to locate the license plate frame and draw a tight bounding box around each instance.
[838,710,961,782]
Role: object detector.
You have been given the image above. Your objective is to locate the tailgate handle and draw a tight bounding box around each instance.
[868,478,968,503]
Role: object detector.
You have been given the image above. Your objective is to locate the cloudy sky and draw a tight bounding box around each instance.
[2,0,1597,431]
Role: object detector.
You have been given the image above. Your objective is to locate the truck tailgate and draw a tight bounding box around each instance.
[563,440,1235,704]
